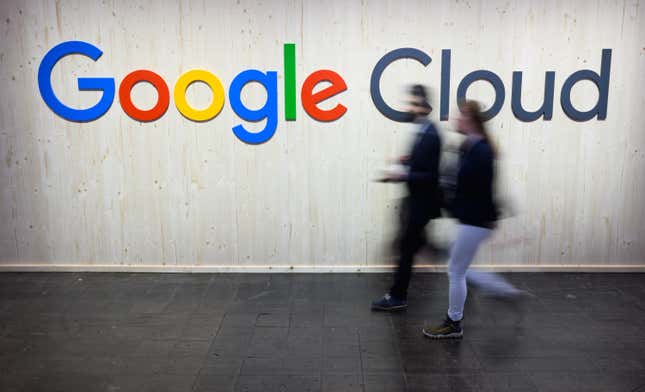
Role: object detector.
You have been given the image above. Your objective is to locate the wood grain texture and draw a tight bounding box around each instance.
[0,0,643,270]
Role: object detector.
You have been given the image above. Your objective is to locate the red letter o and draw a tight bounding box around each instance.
[119,70,170,122]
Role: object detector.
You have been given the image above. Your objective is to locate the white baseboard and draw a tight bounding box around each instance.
[0,264,644,273]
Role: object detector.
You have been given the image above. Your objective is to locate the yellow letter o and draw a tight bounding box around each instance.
[174,69,225,121]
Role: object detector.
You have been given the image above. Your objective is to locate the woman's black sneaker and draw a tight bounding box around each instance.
[422,315,463,339]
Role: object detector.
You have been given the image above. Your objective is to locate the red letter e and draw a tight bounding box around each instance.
[301,70,347,122]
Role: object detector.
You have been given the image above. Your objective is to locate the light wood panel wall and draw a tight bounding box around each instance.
[0,0,643,271]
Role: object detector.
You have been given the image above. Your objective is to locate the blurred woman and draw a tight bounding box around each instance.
[423,100,521,339]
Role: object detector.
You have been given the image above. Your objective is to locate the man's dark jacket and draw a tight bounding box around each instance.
[405,120,442,219]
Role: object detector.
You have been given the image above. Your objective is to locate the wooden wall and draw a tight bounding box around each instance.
[0,0,643,271]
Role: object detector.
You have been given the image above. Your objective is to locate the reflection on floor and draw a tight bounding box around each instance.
[1,272,644,391]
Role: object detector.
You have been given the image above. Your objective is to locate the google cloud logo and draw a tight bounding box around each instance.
[38,40,611,144]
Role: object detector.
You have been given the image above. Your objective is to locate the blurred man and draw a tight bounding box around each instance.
[372,85,442,310]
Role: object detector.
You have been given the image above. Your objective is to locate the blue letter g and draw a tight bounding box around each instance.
[38,41,115,122]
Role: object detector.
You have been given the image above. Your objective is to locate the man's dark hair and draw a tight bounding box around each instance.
[409,84,432,112]
[410,84,428,99]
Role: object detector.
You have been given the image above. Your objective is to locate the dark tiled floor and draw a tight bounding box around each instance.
[1,272,645,392]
